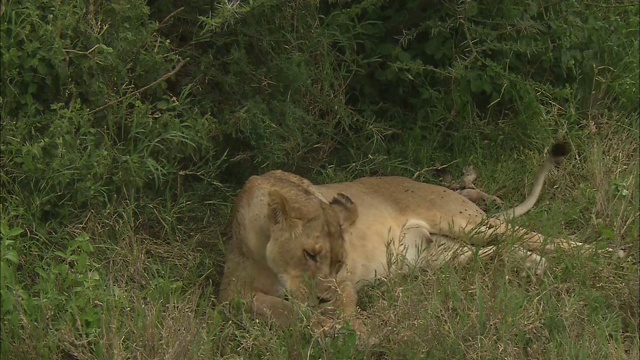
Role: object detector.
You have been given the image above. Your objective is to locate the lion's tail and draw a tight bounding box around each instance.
[494,142,571,221]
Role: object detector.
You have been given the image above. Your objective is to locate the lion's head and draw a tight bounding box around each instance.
[265,188,357,305]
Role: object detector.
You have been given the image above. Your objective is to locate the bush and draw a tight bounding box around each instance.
[1,0,223,224]
[1,0,637,357]
[322,0,639,156]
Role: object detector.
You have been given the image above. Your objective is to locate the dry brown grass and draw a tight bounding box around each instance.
[2,116,636,360]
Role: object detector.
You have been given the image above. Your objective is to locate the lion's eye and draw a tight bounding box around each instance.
[334,261,344,273]
[303,249,317,262]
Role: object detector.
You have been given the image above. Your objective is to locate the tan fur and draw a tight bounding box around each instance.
[313,146,623,322]
[218,170,358,326]
[219,146,623,331]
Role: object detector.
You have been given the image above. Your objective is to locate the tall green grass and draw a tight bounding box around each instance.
[1,0,637,358]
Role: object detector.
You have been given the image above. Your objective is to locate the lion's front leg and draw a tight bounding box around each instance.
[457,188,504,206]
[252,292,297,326]
[335,279,358,316]
[315,279,367,339]
[339,281,367,336]
[253,283,365,337]
[438,165,504,207]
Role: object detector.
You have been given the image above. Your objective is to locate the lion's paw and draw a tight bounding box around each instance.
[524,253,547,278]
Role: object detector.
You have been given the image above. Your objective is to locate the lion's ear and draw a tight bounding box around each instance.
[267,189,291,226]
[330,193,358,228]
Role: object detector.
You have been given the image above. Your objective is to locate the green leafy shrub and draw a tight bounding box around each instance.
[0,0,637,357]
[1,1,224,356]
[323,0,639,158]
[1,1,224,224]
[179,0,381,179]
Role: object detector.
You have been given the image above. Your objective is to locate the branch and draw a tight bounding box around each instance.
[89,59,188,115]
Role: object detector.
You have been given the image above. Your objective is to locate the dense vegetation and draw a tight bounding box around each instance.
[1,1,637,358]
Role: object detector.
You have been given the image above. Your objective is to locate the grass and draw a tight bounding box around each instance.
[2,1,637,358]
[2,111,636,360]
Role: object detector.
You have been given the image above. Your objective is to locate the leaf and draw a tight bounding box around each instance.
[156,100,170,109]
[2,250,19,264]
[598,225,616,241]
[397,50,412,63]
[6,227,24,238]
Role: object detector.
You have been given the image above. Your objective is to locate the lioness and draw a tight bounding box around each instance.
[218,170,359,325]
[218,143,621,331]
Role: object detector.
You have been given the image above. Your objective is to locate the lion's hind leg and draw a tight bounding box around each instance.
[423,235,497,268]
[426,218,548,275]
[429,235,546,276]
[399,220,544,274]
[470,218,624,258]
[398,219,480,269]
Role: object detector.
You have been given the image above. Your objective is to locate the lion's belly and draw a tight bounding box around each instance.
[342,216,427,289]
[315,180,466,288]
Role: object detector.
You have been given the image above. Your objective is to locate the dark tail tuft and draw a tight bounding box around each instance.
[550,141,571,158]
